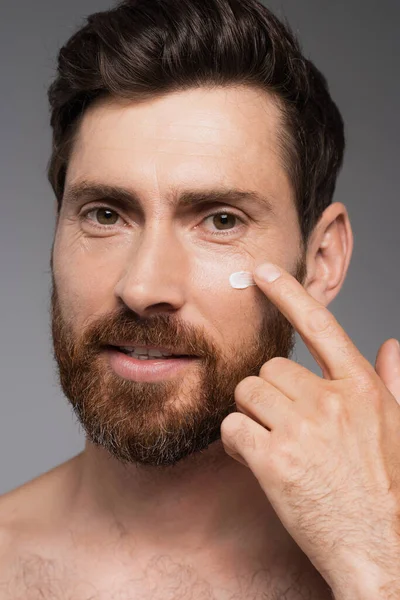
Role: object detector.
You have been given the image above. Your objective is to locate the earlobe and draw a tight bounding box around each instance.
[303,203,353,307]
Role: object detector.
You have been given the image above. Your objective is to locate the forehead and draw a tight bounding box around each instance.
[66,86,293,205]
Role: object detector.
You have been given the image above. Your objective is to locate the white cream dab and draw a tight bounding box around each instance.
[229,271,256,289]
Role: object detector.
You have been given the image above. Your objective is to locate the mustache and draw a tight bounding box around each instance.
[72,307,214,358]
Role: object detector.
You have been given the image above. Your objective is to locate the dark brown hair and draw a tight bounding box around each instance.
[47,0,345,243]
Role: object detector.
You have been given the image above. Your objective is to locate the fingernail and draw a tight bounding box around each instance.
[396,339,400,353]
[254,263,281,283]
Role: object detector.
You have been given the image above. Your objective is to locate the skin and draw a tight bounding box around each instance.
[1,84,390,599]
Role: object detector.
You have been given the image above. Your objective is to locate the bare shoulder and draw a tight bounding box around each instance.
[0,456,82,599]
[0,455,82,560]
[0,455,80,521]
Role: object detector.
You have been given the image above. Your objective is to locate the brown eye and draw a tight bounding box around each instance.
[93,208,119,225]
[212,213,237,230]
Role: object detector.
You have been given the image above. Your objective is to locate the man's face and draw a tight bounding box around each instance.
[51,86,306,467]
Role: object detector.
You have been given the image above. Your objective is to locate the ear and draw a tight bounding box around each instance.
[303,202,353,307]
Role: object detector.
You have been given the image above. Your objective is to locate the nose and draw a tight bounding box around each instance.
[114,224,189,318]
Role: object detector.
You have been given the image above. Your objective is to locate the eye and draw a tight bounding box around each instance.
[202,211,245,235]
[81,206,124,228]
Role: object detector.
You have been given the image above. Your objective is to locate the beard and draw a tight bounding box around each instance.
[51,257,306,468]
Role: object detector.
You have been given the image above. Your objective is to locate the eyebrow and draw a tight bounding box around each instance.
[63,180,275,214]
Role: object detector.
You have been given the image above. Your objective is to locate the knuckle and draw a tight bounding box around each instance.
[234,376,260,399]
[251,389,278,409]
[235,377,264,408]
[318,389,343,415]
[237,425,257,452]
[221,413,256,451]
[244,387,264,408]
[269,436,302,475]
[245,389,266,407]
[306,307,336,338]
[221,412,246,440]
[259,357,289,378]
[321,388,342,408]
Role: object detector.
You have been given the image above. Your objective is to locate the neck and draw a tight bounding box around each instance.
[70,439,297,561]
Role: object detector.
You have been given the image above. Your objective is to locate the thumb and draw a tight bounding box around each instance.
[375,338,400,404]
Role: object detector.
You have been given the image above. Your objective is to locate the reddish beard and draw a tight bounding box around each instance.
[50,258,306,467]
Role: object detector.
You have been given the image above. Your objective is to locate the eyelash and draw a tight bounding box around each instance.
[79,204,246,237]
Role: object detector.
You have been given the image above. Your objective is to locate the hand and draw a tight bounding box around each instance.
[220,262,400,597]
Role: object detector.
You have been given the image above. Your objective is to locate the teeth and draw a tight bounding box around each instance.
[148,349,165,358]
[119,346,173,358]
[130,352,172,360]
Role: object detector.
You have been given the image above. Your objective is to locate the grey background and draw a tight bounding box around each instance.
[0,0,398,495]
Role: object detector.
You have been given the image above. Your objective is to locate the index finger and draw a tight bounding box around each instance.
[253,262,372,380]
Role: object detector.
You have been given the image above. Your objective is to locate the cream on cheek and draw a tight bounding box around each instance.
[188,253,263,344]
[229,271,256,289]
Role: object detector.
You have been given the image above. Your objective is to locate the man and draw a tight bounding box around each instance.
[0,0,399,598]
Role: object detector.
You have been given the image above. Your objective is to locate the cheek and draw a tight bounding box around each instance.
[52,233,120,326]
[188,253,264,343]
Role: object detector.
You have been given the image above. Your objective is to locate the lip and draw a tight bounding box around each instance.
[104,347,199,383]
